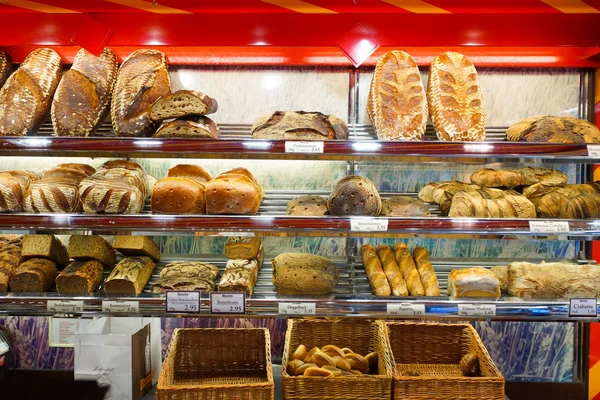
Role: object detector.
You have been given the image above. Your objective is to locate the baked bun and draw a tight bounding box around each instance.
[327,176,381,216]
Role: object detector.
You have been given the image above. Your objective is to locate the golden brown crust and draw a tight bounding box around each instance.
[104,256,155,295]
[470,167,568,187]
[507,115,600,143]
[206,169,263,215]
[376,245,408,296]
[393,243,425,296]
[0,51,12,89]
[360,244,392,297]
[272,253,338,295]
[112,236,160,261]
[536,189,600,219]
[412,247,440,296]
[448,267,501,298]
[251,111,348,140]
[167,164,212,184]
[151,177,206,214]
[150,90,218,120]
[153,115,220,139]
[448,192,537,218]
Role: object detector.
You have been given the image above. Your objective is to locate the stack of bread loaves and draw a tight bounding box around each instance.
[104,236,160,295]
[0,235,22,292]
[218,236,264,295]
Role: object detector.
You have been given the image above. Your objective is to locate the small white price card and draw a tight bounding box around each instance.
[569,298,598,317]
[278,302,316,315]
[350,218,389,232]
[166,291,201,313]
[387,303,425,316]
[529,220,570,234]
[285,141,324,154]
[458,304,496,317]
[217,232,255,237]
[210,292,246,314]
[102,300,139,313]
[588,145,600,158]
[47,300,84,313]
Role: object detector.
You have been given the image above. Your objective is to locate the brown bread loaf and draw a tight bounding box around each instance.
[52,48,118,137]
[435,185,519,216]
[205,168,263,215]
[412,247,440,296]
[427,52,485,142]
[21,234,69,267]
[0,51,12,89]
[0,237,22,292]
[418,181,467,203]
[167,164,212,184]
[152,276,215,293]
[448,267,501,297]
[524,182,600,206]
[43,163,96,181]
[251,111,348,140]
[111,49,171,137]
[0,171,40,213]
[224,236,262,259]
[68,235,116,268]
[360,244,391,297]
[0,48,62,136]
[393,243,424,296]
[56,260,104,294]
[327,175,382,216]
[153,115,220,139]
[536,189,600,219]
[112,235,160,261]
[380,196,430,217]
[448,192,537,218]
[150,90,218,120]
[218,259,259,295]
[376,245,408,296]
[9,258,57,292]
[368,50,427,141]
[159,261,219,281]
[104,256,155,295]
[470,167,568,187]
[506,115,600,143]
[286,195,329,216]
[151,177,206,214]
[272,253,338,295]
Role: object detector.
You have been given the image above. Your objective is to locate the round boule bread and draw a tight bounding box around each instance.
[327,175,381,216]
[286,195,328,216]
[380,196,430,217]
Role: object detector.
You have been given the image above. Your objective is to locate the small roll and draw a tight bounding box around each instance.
[303,367,334,377]
[365,352,378,372]
[344,353,370,374]
[295,363,317,375]
[322,366,342,377]
[287,359,304,375]
[292,344,308,361]
[321,345,345,359]
[332,356,352,371]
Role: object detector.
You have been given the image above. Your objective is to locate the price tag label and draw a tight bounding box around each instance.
[387,303,425,316]
[529,221,570,234]
[166,291,201,313]
[278,302,316,315]
[210,292,246,314]
[569,298,598,317]
[216,232,255,237]
[47,300,84,313]
[458,304,496,317]
[102,300,139,313]
[350,218,389,232]
[588,145,600,158]
[285,141,324,154]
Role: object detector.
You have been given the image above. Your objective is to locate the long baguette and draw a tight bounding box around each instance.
[376,245,408,296]
[412,247,440,296]
[360,244,391,297]
[393,243,424,296]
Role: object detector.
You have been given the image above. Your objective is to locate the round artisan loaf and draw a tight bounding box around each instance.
[506,115,600,143]
[151,177,206,214]
[272,253,338,295]
[380,196,430,217]
[327,175,381,216]
[286,195,328,216]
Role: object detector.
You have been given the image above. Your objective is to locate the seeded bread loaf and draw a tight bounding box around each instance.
[153,116,220,139]
[68,235,116,268]
[104,256,155,295]
[9,258,58,292]
[56,260,104,294]
[218,259,259,295]
[113,236,160,261]
[150,90,218,120]
[21,234,69,267]
[272,253,338,295]
[151,177,206,214]
[224,237,262,259]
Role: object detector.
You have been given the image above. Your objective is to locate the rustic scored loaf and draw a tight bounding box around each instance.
[251,111,349,140]
[327,175,381,216]
[159,261,219,281]
[153,116,220,139]
[447,267,501,297]
[381,196,430,217]
[427,52,485,142]
[52,48,118,137]
[150,90,218,120]
[104,256,155,295]
[368,50,428,141]
[506,116,600,143]
[470,167,568,187]
[205,168,263,215]
[152,276,215,293]
[0,48,62,136]
[0,51,12,89]
[287,195,329,216]
[111,49,171,137]
[523,182,600,206]
[56,260,104,294]
[272,253,338,295]
[0,171,38,213]
[360,244,391,297]
[436,185,519,216]
[448,192,536,218]
[536,190,600,219]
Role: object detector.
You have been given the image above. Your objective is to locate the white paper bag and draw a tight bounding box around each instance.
[74,317,161,400]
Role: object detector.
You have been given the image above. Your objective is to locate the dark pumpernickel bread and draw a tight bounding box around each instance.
[9,258,58,292]
[68,235,116,268]
[153,116,220,139]
[0,51,12,90]
[327,175,382,216]
[380,196,430,217]
[507,116,600,144]
[150,90,218,120]
[286,195,329,216]
[251,111,349,140]
[21,234,69,267]
[56,260,104,294]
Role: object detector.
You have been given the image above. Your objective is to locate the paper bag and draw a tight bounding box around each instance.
[74,317,161,400]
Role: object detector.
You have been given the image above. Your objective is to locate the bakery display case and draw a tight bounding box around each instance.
[0,2,599,400]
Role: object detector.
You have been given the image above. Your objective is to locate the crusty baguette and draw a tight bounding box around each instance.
[0,48,62,136]
[150,90,218,120]
[360,244,391,297]
[427,52,485,142]
[412,247,440,296]
[111,49,171,137]
[52,48,118,137]
[448,192,537,218]
[507,115,600,144]
[369,50,427,141]
[470,167,568,188]
[393,243,424,296]
[376,245,408,296]
[0,51,12,90]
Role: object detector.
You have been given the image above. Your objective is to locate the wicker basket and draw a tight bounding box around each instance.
[386,322,505,400]
[157,328,274,400]
[282,318,393,400]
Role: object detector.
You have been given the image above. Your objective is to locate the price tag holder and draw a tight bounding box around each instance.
[210,292,246,314]
[102,300,139,313]
[166,291,201,313]
[569,298,598,317]
[387,303,425,316]
[350,218,389,232]
[285,141,324,154]
[47,300,84,313]
[529,220,570,234]
[458,304,496,317]
[278,302,316,316]
[588,145,600,158]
